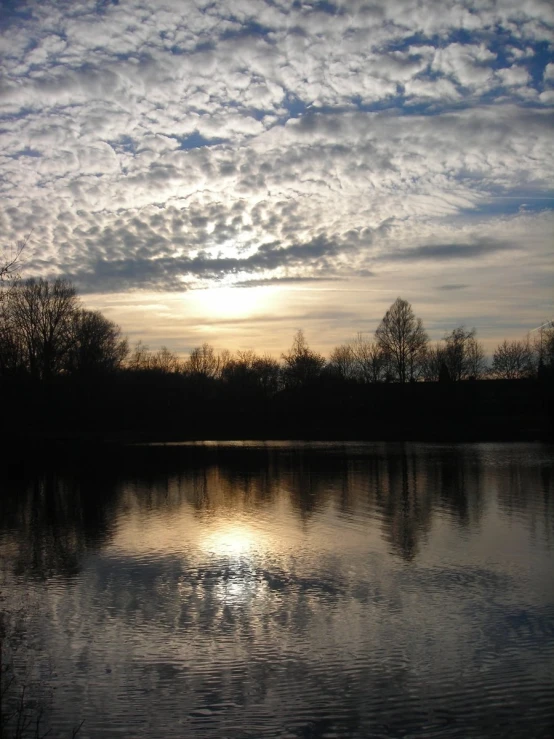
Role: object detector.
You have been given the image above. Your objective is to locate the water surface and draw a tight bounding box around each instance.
[1,442,553,737]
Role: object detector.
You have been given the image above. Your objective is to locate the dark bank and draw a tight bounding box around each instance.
[1,372,553,454]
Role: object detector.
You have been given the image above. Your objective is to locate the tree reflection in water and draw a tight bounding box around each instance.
[1,443,553,738]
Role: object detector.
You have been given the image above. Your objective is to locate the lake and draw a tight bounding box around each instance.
[1,442,553,738]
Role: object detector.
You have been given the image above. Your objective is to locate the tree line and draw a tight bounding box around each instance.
[0,279,553,387]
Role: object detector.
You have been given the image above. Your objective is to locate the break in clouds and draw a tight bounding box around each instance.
[0,0,553,313]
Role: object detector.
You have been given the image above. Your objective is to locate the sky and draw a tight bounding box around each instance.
[1,0,553,356]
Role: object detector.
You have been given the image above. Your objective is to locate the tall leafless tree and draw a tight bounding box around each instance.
[375,298,428,382]
[443,326,485,381]
[221,350,281,396]
[533,321,554,374]
[4,278,79,379]
[328,343,357,381]
[0,236,27,288]
[282,330,325,389]
[422,342,449,382]
[352,333,387,383]
[491,339,535,379]
[66,310,128,374]
[185,342,222,379]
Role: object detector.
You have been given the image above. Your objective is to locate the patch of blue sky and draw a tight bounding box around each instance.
[219,19,274,42]
[384,28,483,52]
[176,132,227,150]
[0,1,34,30]
[304,1,345,15]
[0,106,36,123]
[353,94,423,114]
[8,147,41,159]
[249,108,270,121]
[482,37,551,86]
[95,0,119,12]
[460,194,554,218]
[476,88,546,110]
[107,136,136,154]
[525,42,553,87]
[283,93,463,119]
[384,28,549,83]
[283,95,308,119]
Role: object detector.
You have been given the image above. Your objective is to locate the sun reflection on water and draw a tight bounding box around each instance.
[201,523,264,558]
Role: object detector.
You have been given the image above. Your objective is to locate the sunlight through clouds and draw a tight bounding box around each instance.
[191,285,279,320]
[1,0,553,352]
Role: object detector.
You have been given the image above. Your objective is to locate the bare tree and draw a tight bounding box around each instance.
[149,346,182,373]
[2,279,129,379]
[126,341,182,373]
[185,342,221,379]
[443,326,485,381]
[491,339,535,379]
[4,278,79,379]
[282,330,325,389]
[221,350,281,396]
[66,310,128,374]
[252,354,281,396]
[533,321,554,375]
[422,343,449,382]
[126,340,151,370]
[375,298,428,382]
[352,333,387,383]
[465,335,486,379]
[0,236,27,288]
[0,301,25,376]
[328,343,357,380]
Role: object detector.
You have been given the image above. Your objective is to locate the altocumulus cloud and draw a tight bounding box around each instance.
[0,0,553,339]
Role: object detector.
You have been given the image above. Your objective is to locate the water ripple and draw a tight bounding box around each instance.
[0,442,553,738]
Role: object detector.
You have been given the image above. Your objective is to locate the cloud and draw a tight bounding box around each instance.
[233,276,346,288]
[58,232,352,293]
[544,63,554,83]
[385,239,516,263]
[0,0,553,349]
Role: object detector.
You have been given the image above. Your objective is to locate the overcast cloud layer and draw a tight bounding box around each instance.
[1,0,553,351]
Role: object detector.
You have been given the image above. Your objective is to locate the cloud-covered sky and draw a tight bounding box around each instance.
[1,0,553,354]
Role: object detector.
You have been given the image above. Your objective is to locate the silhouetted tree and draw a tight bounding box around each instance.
[0,302,26,376]
[185,342,222,379]
[491,339,535,379]
[222,350,280,396]
[149,346,182,373]
[0,236,26,287]
[222,350,258,388]
[352,333,387,383]
[66,309,128,375]
[422,343,448,382]
[533,321,554,377]
[375,298,428,382]
[3,278,79,379]
[282,330,325,389]
[439,362,452,383]
[127,340,150,370]
[126,341,182,373]
[252,354,281,396]
[328,343,356,380]
[443,326,485,381]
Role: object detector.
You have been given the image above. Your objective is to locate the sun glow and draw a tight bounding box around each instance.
[191,285,275,320]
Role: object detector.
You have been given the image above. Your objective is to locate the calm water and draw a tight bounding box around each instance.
[1,442,553,738]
